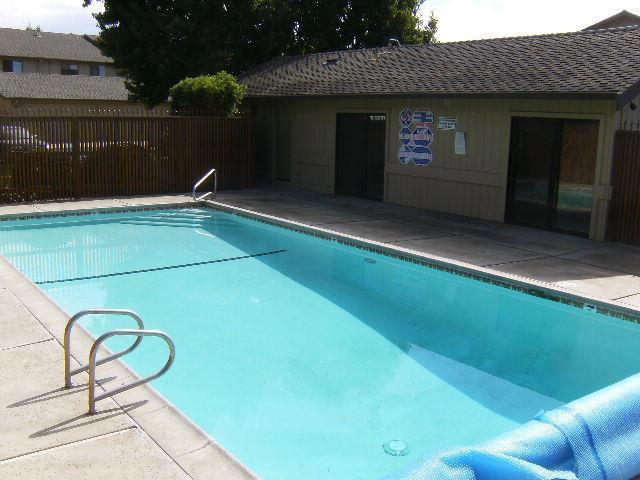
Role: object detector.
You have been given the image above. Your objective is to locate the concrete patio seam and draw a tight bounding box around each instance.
[383,233,456,242]
[0,427,137,465]
[459,233,578,257]
[480,250,585,268]
[611,292,640,301]
[480,255,551,268]
[559,258,640,279]
[0,337,54,352]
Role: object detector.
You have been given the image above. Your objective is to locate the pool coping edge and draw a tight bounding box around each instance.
[0,207,260,480]
[3,197,640,322]
[204,199,640,324]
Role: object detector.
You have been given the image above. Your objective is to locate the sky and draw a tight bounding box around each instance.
[423,0,639,41]
[0,0,637,42]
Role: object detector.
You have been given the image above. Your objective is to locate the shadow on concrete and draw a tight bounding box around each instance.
[30,400,147,438]
[8,376,117,408]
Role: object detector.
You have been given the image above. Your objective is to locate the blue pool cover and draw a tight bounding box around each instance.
[384,373,640,480]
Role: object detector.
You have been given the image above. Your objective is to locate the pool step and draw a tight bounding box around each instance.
[120,219,214,229]
[148,212,214,221]
[153,210,212,217]
[119,211,217,228]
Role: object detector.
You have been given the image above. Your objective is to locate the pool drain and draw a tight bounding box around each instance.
[383,440,410,456]
[364,257,376,264]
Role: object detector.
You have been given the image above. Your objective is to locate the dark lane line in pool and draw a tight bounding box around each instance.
[34,249,288,285]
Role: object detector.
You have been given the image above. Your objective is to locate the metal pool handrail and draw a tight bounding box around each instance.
[64,309,145,388]
[193,168,217,201]
[88,329,175,414]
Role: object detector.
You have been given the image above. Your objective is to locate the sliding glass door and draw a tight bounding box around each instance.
[506,117,598,236]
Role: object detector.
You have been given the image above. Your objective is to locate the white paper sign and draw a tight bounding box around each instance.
[437,117,457,130]
[455,132,466,155]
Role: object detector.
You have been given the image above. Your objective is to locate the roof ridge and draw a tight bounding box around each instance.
[0,71,122,80]
[0,26,93,37]
[430,23,640,45]
[243,24,640,70]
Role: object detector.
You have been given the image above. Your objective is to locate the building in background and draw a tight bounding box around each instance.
[241,24,640,242]
[0,26,144,113]
[0,27,118,77]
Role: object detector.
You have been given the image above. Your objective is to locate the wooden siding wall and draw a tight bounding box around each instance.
[607,130,640,245]
[0,57,119,77]
[256,97,617,239]
[621,94,640,131]
[0,115,254,203]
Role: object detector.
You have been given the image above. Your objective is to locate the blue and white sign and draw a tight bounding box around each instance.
[412,146,432,166]
[412,127,433,146]
[399,127,413,145]
[398,145,413,164]
[399,108,413,127]
[413,108,434,127]
[398,107,434,166]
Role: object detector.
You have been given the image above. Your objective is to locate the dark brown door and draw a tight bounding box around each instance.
[335,113,386,200]
[507,117,598,236]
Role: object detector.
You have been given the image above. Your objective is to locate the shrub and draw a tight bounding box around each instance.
[169,72,247,116]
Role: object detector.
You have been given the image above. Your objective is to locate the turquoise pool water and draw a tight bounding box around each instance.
[1,208,640,479]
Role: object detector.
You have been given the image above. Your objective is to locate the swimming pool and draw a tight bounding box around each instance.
[1,206,639,479]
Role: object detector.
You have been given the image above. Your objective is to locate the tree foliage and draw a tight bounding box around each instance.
[169,73,247,116]
[84,0,438,106]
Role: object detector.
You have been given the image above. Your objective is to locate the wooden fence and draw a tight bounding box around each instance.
[606,130,640,245]
[0,106,227,117]
[0,115,254,203]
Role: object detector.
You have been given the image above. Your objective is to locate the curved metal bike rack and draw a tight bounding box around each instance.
[193,168,217,201]
[88,329,175,414]
[64,309,145,388]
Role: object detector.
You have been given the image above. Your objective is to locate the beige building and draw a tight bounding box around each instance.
[0,27,118,77]
[241,25,640,241]
[0,26,132,111]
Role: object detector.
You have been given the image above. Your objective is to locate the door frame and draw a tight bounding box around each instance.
[334,110,390,200]
[505,111,607,239]
[505,117,564,232]
[333,108,392,200]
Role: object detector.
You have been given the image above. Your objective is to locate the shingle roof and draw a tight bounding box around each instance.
[0,27,111,63]
[0,72,128,101]
[585,10,640,30]
[240,26,640,103]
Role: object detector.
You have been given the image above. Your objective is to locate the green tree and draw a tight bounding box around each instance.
[84,0,437,106]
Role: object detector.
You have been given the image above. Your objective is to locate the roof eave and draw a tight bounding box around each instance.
[244,91,620,102]
[0,53,113,63]
[1,95,128,101]
[617,79,640,109]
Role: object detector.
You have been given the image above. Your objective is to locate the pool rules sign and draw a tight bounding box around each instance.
[399,108,434,166]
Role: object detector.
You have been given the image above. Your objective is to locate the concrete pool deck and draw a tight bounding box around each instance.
[213,188,640,310]
[2,189,640,478]
[0,194,257,480]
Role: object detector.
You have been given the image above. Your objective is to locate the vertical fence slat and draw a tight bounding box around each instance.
[0,113,254,204]
[607,130,640,245]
